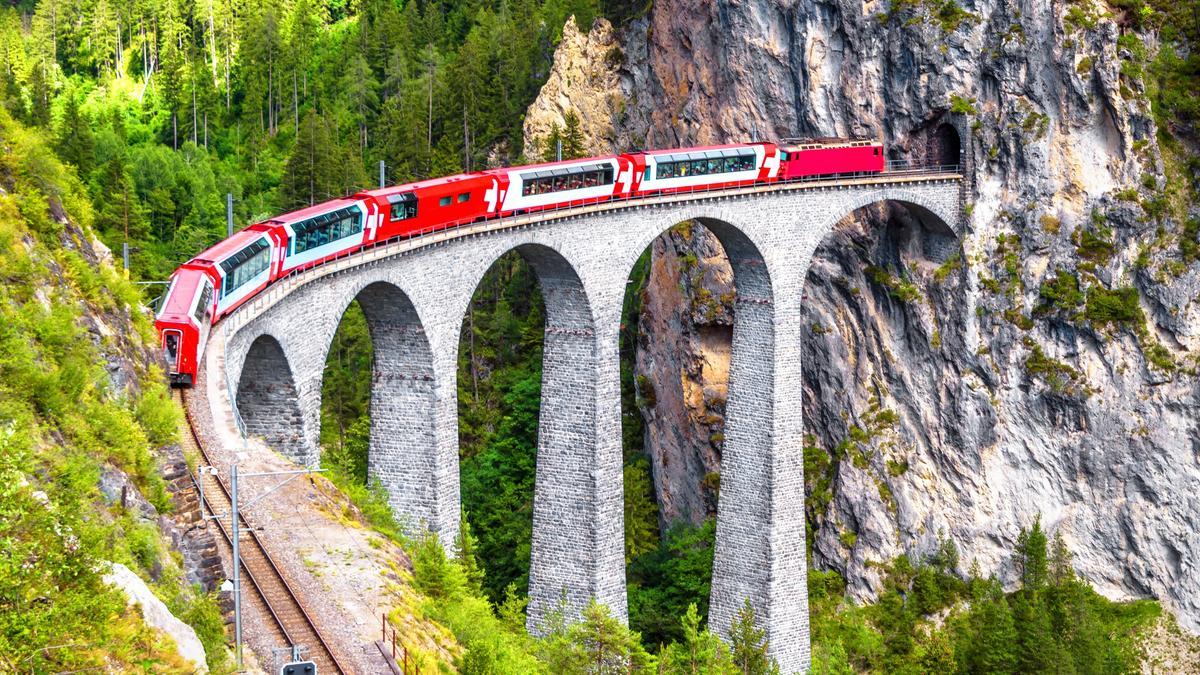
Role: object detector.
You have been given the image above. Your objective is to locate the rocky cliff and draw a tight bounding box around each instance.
[526,1,1200,629]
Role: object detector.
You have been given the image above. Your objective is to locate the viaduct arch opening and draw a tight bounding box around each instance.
[236,334,306,462]
[317,282,438,531]
[457,243,624,630]
[619,216,781,649]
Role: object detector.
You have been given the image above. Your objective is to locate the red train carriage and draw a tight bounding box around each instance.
[628,143,779,196]
[359,173,498,242]
[154,225,283,385]
[486,156,635,214]
[777,138,884,180]
[156,264,214,386]
[273,198,379,276]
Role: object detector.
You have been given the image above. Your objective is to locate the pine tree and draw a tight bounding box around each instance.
[55,93,94,176]
[542,121,563,161]
[959,577,1017,674]
[658,604,736,675]
[561,109,586,159]
[280,108,338,209]
[917,630,955,672]
[729,599,780,675]
[538,600,656,673]
[455,511,486,593]
[1014,516,1049,590]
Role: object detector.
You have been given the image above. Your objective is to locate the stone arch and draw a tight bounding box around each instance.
[236,334,307,461]
[459,242,625,632]
[619,215,807,664]
[324,281,442,535]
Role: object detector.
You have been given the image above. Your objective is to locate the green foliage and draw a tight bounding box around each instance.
[1024,342,1088,396]
[657,604,737,674]
[865,265,921,303]
[627,519,717,648]
[730,599,781,675]
[538,599,656,673]
[809,524,1159,674]
[933,251,963,282]
[950,94,978,115]
[0,108,218,670]
[1074,220,1117,266]
[624,457,661,562]
[1035,269,1085,317]
[1083,286,1143,327]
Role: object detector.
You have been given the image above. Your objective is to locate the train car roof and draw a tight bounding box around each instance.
[190,227,274,265]
[265,198,360,225]
[778,138,881,150]
[639,142,769,156]
[359,173,492,200]
[483,155,622,175]
[157,266,205,321]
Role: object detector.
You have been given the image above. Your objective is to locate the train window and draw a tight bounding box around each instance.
[389,193,417,221]
[220,238,270,298]
[520,163,616,196]
[649,151,755,180]
[780,151,789,161]
[439,196,452,207]
[290,206,363,256]
[457,192,470,203]
[193,282,212,324]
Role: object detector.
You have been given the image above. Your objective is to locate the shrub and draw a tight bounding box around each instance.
[1083,286,1142,327]
[1035,270,1084,316]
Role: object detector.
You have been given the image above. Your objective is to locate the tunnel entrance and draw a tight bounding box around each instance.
[928,122,962,169]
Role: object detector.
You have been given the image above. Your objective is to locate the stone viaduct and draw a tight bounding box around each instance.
[199,174,963,673]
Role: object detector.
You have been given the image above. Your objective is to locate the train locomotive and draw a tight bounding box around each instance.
[155,138,884,386]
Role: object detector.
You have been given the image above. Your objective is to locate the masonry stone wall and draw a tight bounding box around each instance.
[212,179,962,674]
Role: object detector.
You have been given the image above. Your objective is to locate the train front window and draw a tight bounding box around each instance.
[290,206,363,256]
[164,332,179,363]
[219,238,270,298]
[193,282,212,324]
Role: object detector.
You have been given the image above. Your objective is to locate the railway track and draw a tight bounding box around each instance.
[176,390,349,674]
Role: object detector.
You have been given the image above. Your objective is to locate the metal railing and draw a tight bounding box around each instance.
[378,614,420,675]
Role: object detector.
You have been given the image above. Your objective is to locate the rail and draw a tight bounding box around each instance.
[176,390,349,674]
[213,164,961,343]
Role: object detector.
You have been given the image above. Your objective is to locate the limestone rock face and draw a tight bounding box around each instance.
[634,223,734,526]
[526,0,1200,629]
[105,562,209,673]
[521,16,626,158]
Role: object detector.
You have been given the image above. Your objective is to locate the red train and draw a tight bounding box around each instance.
[156,138,884,385]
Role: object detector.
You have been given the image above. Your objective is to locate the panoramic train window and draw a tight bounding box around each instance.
[653,150,756,180]
[193,282,212,323]
[389,193,417,221]
[290,206,363,256]
[520,163,615,197]
[219,238,270,298]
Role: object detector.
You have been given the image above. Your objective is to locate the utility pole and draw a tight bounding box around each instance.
[230,464,242,667]
[556,138,562,162]
[196,462,324,669]
[122,242,130,271]
[379,160,385,189]
[226,193,234,237]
